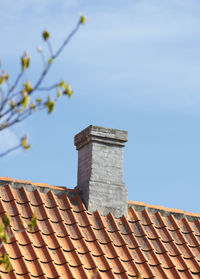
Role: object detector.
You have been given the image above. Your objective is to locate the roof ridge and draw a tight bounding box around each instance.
[1,177,199,221]
[128,200,200,221]
[0,177,80,198]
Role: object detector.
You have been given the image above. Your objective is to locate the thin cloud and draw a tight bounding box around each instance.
[1,0,200,111]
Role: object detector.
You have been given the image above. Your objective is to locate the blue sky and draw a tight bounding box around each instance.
[1,0,200,213]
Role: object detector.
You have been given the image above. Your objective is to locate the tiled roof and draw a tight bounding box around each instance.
[0,178,199,278]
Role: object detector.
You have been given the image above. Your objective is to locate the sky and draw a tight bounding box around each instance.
[1,0,200,213]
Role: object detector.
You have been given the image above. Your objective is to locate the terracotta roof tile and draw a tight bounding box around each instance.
[84,240,104,256]
[0,181,199,278]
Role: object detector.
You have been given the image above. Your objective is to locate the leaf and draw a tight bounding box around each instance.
[22,95,30,109]
[24,80,33,94]
[0,253,13,272]
[57,88,62,98]
[59,80,65,87]
[48,57,53,64]
[21,52,30,71]
[137,273,143,279]
[30,101,36,109]
[2,232,8,244]
[1,122,7,128]
[9,100,15,108]
[21,134,28,148]
[0,76,4,85]
[0,220,5,234]
[28,212,37,232]
[24,144,31,151]
[31,212,37,227]
[2,214,10,228]
[36,98,42,104]
[42,30,50,41]
[2,70,9,81]
[80,15,87,24]
[21,134,31,151]
[63,83,74,98]
[45,96,55,113]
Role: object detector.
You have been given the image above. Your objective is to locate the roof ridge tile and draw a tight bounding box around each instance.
[129,201,200,222]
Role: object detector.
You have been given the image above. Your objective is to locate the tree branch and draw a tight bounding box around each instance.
[53,20,81,59]
[8,71,23,95]
[0,144,21,158]
[37,84,59,91]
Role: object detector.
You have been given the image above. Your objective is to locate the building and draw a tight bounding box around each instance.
[0,125,199,278]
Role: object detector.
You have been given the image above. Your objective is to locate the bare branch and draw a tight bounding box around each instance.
[47,41,53,57]
[0,88,5,111]
[0,144,21,158]
[37,83,59,91]
[53,20,81,59]
[0,17,85,157]
[38,50,46,67]
[8,71,23,95]
[33,19,82,92]
[33,61,51,91]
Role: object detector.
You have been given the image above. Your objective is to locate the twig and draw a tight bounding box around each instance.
[0,144,21,158]
[8,71,23,95]
[47,41,53,57]
[37,83,59,91]
[53,21,81,59]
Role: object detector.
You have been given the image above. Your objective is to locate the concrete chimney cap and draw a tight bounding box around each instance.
[74,125,128,150]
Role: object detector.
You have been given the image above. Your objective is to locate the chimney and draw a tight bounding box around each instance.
[74,125,128,217]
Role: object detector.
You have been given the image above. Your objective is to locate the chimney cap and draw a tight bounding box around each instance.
[74,125,128,150]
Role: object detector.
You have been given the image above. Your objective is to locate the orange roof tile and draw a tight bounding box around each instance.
[0,178,199,278]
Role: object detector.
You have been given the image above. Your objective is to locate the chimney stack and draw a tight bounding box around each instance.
[74,125,128,217]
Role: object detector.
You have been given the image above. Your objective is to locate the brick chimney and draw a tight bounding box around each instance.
[74,125,128,217]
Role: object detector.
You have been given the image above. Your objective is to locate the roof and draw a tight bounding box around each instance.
[0,177,199,279]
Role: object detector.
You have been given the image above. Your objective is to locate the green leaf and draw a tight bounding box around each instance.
[2,70,9,81]
[9,100,15,108]
[36,98,42,104]
[30,101,36,109]
[2,214,10,228]
[0,76,4,85]
[1,122,7,128]
[24,80,33,94]
[59,80,65,87]
[21,134,31,151]
[48,57,53,64]
[24,144,31,150]
[22,95,30,109]
[21,52,30,71]
[0,220,5,234]
[42,30,50,41]
[80,15,87,24]
[0,253,13,272]
[45,96,55,113]
[2,232,8,244]
[21,134,28,148]
[57,88,62,98]
[63,83,74,98]
[28,213,37,232]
